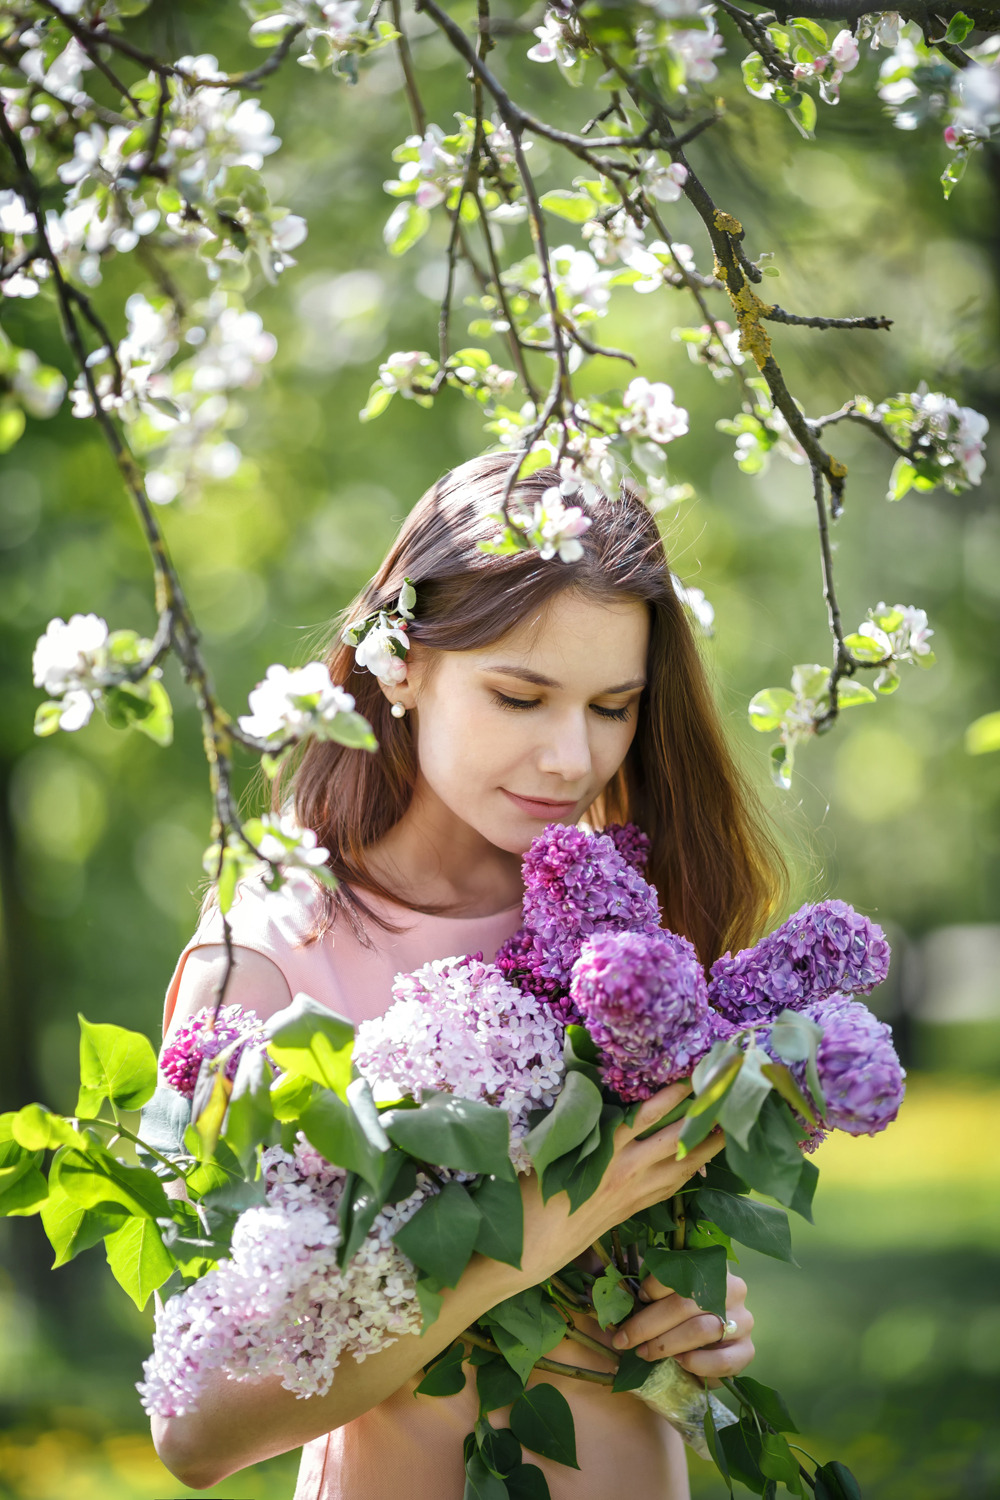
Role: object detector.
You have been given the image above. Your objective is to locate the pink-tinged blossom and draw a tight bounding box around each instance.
[569,930,720,1102]
[708,900,891,1026]
[670,28,726,83]
[138,1140,432,1417]
[353,955,565,1172]
[778,996,906,1138]
[830,30,860,71]
[160,1004,268,1099]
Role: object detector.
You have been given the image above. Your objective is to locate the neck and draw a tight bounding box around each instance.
[363,774,524,918]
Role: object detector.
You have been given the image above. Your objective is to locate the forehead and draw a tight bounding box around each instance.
[461,589,649,684]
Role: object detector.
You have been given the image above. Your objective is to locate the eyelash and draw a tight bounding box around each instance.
[491,691,632,723]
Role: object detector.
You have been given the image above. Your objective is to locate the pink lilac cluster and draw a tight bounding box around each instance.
[159,1003,268,1098]
[707,900,891,1027]
[569,930,721,1103]
[352,955,565,1173]
[782,996,906,1139]
[496,822,661,1021]
[138,1138,433,1418]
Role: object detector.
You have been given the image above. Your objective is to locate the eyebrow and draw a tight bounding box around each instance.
[485,664,647,694]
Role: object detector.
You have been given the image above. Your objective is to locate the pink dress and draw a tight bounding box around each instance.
[162,871,687,1500]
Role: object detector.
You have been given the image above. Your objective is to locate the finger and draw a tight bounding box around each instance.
[634,1124,725,1201]
[612,1293,703,1351]
[626,1081,694,1140]
[675,1335,756,1381]
[724,1273,749,1313]
[623,1311,732,1360]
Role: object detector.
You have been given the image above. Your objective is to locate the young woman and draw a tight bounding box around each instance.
[153,451,786,1499]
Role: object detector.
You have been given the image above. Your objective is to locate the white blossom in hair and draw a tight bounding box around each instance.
[342,577,417,685]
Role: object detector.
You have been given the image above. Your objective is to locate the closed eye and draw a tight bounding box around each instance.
[491,691,633,722]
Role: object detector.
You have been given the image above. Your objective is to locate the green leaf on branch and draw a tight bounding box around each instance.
[641,1244,728,1317]
[813,1460,863,1500]
[789,1158,819,1223]
[477,1422,522,1477]
[222,1045,274,1172]
[696,1188,795,1263]
[384,200,430,256]
[266,994,355,1098]
[733,1375,799,1433]
[524,1071,603,1177]
[477,1356,525,1412]
[748,688,795,732]
[132,678,173,746]
[704,1397,733,1492]
[463,1451,510,1500]
[723,1097,806,1207]
[76,1015,158,1116]
[761,1060,819,1129]
[719,1420,767,1494]
[415,1340,467,1397]
[510,1385,579,1469]
[943,11,974,43]
[843,631,888,663]
[11,1104,79,1152]
[300,1087,389,1187]
[104,1216,176,1309]
[51,1142,169,1219]
[612,1347,652,1393]
[539,190,596,223]
[717,1046,773,1149]
[40,1189,128,1267]
[505,1465,551,1500]
[393,1181,481,1286]
[382,1094,513,1179]
[270,1069,315,1121]
[591,1265,634,1329]
[759,1431,803,1490]
[887,457,916,500]
[472,1172,523,1269]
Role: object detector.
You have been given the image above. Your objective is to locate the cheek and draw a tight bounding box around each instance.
[414,694,521,791]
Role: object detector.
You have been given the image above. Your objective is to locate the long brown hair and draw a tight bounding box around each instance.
[280,452,787,965]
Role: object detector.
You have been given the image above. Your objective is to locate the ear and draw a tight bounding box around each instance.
[377,654,419,714]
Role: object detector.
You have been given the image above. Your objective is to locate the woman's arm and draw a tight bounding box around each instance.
[153,950,723,1487]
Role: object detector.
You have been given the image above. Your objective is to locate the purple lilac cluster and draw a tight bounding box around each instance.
[160,1004,267,1099]
[708,900,891,1026]
[602,822,651,872]
[496,822,661,1022]
[569,930,721,1102]
[783,996,906,1138]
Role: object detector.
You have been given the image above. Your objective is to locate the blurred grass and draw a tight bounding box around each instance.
[0,1076,996,1499]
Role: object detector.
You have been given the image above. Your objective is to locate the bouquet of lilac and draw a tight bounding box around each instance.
[2,821,903,1499]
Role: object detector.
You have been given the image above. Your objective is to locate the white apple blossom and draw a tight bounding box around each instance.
[0,191,36,236]
[640,156,689,203]
[949,62,1000,139]
[549,244,613,315]
[239,662,357,744]
[527,11,580,69]
[376,350,437,397]
[622,378,690,445]
[256,814,331,868]
[32,614,109,729]
[17,37,93,102]
[519,487,593,563]
[582,208,646,266]
[627,240,697,293]
[868,12,901,49]
[672,574,715,635]
[669,28,726,83]
[830,30,860,72]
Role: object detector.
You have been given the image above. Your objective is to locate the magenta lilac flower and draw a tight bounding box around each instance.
[707,900,891,1026]
[160,1003,267,1099]
[602,822,651,872]
[513,822,662,996]
[784,996,906,1138]
[569,929,718,1102]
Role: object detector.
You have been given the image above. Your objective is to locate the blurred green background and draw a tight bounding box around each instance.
[1,2,997,1496]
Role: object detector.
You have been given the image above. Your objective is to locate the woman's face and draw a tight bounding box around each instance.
[396,589,649,854]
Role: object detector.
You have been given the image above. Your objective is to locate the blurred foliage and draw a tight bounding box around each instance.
[0,0,997,1495]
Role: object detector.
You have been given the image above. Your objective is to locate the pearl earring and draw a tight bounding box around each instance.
[390,701,406,719]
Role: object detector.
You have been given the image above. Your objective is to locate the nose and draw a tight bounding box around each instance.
[536,708,592,787]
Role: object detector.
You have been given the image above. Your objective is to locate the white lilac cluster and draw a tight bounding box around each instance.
[32,613,109,731]
[238,662,357,745]
[353,955,566,1172]
[138,1139,432,1417]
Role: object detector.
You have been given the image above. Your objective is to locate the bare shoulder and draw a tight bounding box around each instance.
[167,944,293,1041]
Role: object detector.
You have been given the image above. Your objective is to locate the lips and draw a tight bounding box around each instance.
[501,789,579,819]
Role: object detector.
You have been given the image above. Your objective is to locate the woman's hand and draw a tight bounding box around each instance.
[610,1270,755,1385]
[516,1080,726,1289]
